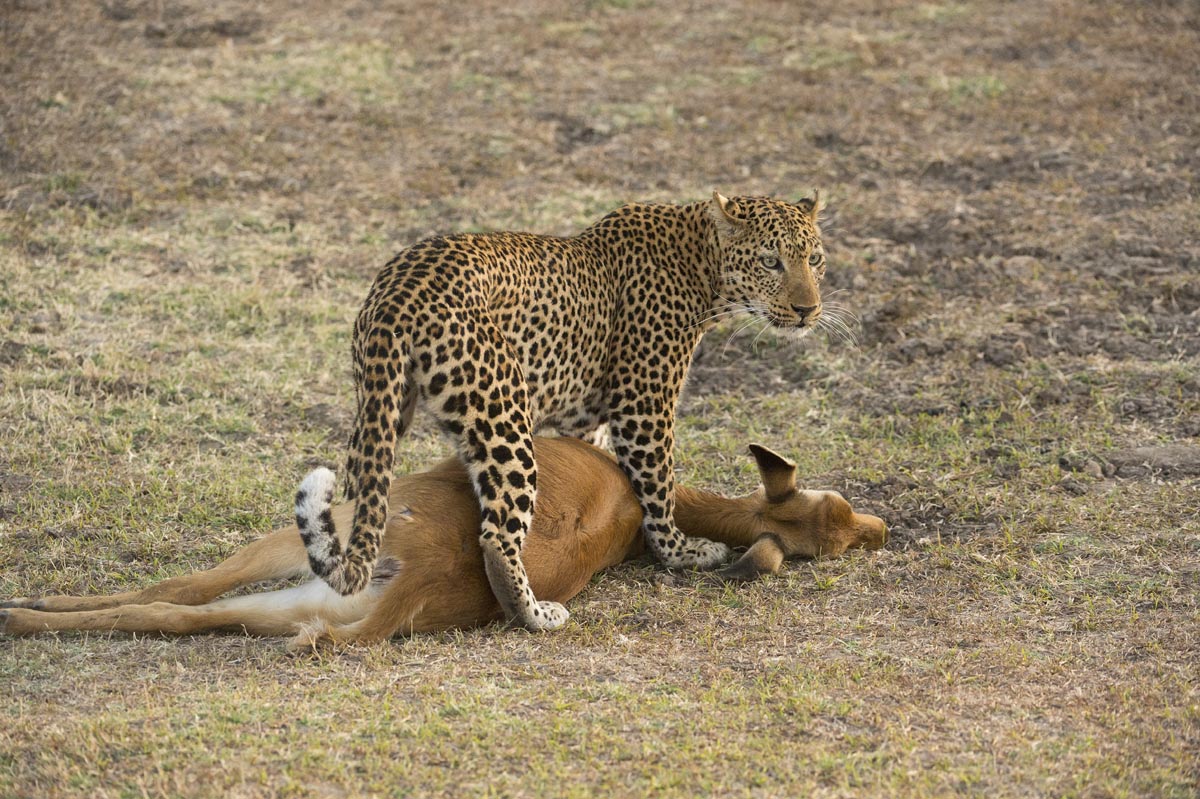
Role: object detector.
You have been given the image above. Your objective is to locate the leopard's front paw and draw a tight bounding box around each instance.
[523,600,570,632]
[669,537,732,570]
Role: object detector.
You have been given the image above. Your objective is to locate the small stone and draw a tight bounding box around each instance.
[1057,477,1088,496]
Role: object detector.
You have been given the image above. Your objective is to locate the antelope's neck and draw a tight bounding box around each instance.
[673,486,765,548]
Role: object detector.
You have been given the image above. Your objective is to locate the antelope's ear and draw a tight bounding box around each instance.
[748,443,797,502]
[795,190,824,223]
[709,191,747,233]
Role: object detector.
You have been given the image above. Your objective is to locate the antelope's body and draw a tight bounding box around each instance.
[1,438,886,647]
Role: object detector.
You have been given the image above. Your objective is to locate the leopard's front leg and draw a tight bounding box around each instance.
[424,317,568,632]
[609,404,731,569]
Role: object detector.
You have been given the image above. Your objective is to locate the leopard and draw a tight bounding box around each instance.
[302,191,829,631]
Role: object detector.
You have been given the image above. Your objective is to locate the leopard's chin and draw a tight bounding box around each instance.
[769,315,816,335]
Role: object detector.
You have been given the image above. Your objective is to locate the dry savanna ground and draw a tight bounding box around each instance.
[1,1,1198,797]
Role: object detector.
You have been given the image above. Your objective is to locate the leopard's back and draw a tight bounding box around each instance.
[360,205,711,433]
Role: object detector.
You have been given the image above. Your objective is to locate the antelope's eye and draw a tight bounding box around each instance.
[759,253,781,270]
[808,252,823,267]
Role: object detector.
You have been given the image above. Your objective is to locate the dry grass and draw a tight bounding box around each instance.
[2,1,1198,797]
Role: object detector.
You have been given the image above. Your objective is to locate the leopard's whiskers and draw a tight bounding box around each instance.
[688,303,743,330]
[721,307,767,357]
[816,302,861,348]
[749,316,774,352]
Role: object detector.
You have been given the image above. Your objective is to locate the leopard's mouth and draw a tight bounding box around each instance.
[769,313,819,331]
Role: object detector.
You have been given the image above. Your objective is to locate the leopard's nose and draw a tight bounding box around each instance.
[792,304,820,322]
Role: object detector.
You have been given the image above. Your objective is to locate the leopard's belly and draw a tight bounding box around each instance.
[501,289,616,433]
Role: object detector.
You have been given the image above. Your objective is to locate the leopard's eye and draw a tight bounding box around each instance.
[759,253,781,271]
[808,252,823,267]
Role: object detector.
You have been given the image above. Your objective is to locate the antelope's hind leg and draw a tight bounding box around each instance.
[2,527,312,613]
[0,576,378,638]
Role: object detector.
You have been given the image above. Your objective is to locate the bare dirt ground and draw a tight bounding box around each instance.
[1,1,1197,797]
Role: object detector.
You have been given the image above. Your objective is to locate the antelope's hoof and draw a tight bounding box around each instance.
[0,597,41,610]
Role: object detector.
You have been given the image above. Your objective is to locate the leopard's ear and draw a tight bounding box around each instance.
[795,190,823,223]
[709,191,747,233]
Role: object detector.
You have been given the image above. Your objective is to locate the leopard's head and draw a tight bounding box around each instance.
[707,192,827,334]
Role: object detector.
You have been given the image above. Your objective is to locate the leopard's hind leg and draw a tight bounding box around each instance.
[422,315,568,631]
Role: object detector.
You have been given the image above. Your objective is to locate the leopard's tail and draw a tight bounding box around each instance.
[295,465,392,596]
[294,468,353,588]
[302,320,412,596]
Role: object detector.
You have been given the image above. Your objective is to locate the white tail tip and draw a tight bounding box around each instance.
[296,467,336,518]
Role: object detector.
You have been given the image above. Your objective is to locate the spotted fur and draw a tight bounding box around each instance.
[305,192,828,630]
[295,468,337,578]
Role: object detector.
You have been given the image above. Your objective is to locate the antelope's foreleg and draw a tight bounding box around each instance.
[712,534,786,583]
